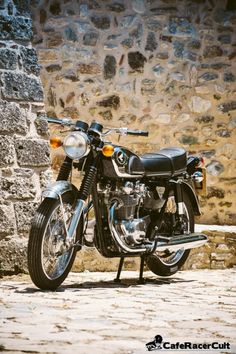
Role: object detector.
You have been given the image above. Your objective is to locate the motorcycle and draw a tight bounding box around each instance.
[27,117,207,290]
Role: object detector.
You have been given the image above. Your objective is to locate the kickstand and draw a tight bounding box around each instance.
[138,256,146,284]
[114,257,125,283]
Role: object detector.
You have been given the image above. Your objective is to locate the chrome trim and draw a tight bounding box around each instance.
[155,233,208,253]
[68,199,85,238]
[42,181,73,199]
[111,159,142,178]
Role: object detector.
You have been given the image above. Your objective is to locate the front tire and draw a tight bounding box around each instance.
[146,192,194,277]
[27,192,82,290]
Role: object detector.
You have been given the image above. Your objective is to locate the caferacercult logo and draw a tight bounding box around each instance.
[145,335,231,351]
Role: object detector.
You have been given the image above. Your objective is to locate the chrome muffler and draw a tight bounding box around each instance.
[154,233,208,253]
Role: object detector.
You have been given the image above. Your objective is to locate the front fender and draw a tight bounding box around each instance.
[182,181,201,216]
[42,180,79,200]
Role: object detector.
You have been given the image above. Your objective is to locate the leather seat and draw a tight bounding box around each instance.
[141,148,187,177]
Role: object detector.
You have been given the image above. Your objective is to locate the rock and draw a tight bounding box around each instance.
[99,110,113,120]
[120,15,138,28]
[206,161,224,176]
[106,3,125,12]
[45,64,62,72]
[156,52,169,60]
[132,0,146,14]
[184,50,197,61]
[156,113,171,124]
[64,27,78,42]
[173,40,184,58]
[203,45,223,58]
[141,79,156,95]
[199,72,218,82]
[129,23,143,42]
[177,113,190,122]
[75,48,94,61]
[0,48,17,70]
[1,72,44,101]
[0,204,15,240]
[76,20,91,33]
[150,6,177,15]
[40,9,47,24]
[170,72,185,81]
[145,32,158,52]
[97,95,120,110]
[188,96,211,113]
[168,17,196,37]
[216,129,231,138]
[49,1,61,15]
[83,32,98,46]
[121,38,134,48]
[0,136,15,167]
[146,19,162,31]
[187,39,201,49]
[19,47,40,76]
[0,14,32,40]
[104,43,118,50]
[195,115,214,124]
[228,119,236,129]
[214,9,234,24]
[34,117,49,137]
[0,175,36,200]
[80,4,88,17]
[15,139,50,167]
[104,55,116,80]
[224,72,235,82]
[207,187,225,199]
[77,63,101,75]
[218,101,236,113]
[179,135,199,145]
[218,34,231,44]
[91,15,110,29]
[46,32,63,47]
[218,143,234,158]
[128,51,147,72]
[14,202,39,233]
[0,100,28,135]
[0,238,28,274]
[199,150,215,158]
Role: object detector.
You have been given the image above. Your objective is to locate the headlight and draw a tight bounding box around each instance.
[63,132,90,160]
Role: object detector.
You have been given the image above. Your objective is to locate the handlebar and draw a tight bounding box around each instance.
[46,117,149,137]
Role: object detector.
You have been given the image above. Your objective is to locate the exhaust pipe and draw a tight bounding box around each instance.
[155,233,208,253]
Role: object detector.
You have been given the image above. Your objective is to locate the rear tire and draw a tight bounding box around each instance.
[27,192,82,290]
[146,192,194,277]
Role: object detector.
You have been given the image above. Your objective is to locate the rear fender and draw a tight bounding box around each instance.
[182,181,201,216]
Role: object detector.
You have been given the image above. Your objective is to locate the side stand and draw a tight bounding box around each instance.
[114,257,124,283]
[138,255,146,284]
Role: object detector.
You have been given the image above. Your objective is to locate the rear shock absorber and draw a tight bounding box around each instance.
[56,157,72,181]
[78,165,97,200]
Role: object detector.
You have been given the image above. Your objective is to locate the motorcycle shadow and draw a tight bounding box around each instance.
[16,275,195,293]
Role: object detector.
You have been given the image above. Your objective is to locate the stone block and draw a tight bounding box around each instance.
[15,139,50,167]
[145,32,157,51]
[0,238,28,275]
[19,46,40,76]
[206,161,224,176]
[1,72,44,101]
[0,100,28,135]
[104,55,116,79]
[0,14,32,40]
[128,51,147,72]
[0,204,15,240]
[14,201,39,233]
[0,175,36,201]
[90,15,110,29]
[0,135,15,167]
[97,95,120,110]
[188,96,211,113]
[0,48,18,70]
[34,116,49,137]
[168,17,196,37]
[83,31,99,46]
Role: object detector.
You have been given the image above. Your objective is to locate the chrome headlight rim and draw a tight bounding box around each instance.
[63,131,90,160]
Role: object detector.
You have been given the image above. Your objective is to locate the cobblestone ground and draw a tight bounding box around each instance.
[0,269,235,354]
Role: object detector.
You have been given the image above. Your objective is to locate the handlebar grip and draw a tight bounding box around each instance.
[127,130,149,137]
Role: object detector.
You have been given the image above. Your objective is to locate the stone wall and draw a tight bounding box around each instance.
[31,0,236,226]
[0,0,51,274]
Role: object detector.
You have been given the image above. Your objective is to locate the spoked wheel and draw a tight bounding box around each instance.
[146,192,194,277]
[27,192,82,290]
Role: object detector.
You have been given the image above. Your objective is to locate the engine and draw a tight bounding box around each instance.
[98,181,152,247]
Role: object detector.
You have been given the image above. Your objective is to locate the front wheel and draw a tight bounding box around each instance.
[27,192,83,290]
[146,192,194,277]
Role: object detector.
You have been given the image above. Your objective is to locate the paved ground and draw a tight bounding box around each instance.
[0,269,235,354]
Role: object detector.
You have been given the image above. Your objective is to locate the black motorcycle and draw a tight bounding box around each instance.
[27,117,207,290]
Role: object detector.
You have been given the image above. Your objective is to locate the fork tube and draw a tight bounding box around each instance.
[68,199,85,238]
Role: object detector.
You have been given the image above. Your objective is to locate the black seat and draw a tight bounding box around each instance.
[141,148,187,177]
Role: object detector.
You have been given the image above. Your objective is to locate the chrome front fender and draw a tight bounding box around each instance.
[42,180,79,200]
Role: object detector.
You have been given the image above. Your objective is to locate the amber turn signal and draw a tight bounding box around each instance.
[50,137,63,149]
[102,144,114,157]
